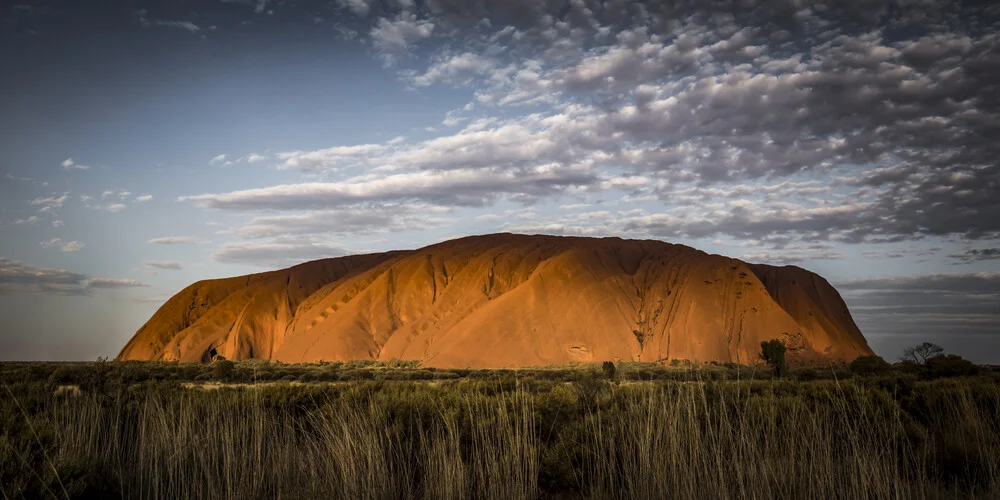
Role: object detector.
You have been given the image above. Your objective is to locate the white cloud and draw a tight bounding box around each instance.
[181,164,597,210]
[100,190,131,201]
[336,0,372,17]
[740,250,844,265]
[105,203,127,213]
[84,278,146,289]
[370,13,434,64]
[227,206,442,238]
[41,239,84,252]
[148,236,200,245]
[276,144,385,172]
[15,216,40,225]
[212,238,351,267]
[410,52,498,87]
[246,153,268,163]
[61,158,90,170]
[155,20,200,33]
[135,296,171,303]
[61,241,85,252]
[143,260,182,270]
[209,154,228,165]
[135,194,153,202]
[30,193,68,215]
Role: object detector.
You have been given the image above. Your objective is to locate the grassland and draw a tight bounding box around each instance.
[2,359,999,499]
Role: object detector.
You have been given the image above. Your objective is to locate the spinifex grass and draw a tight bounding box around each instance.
[2,365,998,499]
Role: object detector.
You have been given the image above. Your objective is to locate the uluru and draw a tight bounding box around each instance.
[117,234,873,367]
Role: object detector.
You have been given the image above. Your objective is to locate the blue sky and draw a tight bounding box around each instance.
[1,0,998,362]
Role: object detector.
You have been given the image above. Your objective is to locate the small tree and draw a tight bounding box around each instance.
[760,339,787,377]
[900,342,944,365]
[602,361,617,380]
[214,359,235,380]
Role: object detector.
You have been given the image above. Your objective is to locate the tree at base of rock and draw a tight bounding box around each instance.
[760,339,787,377]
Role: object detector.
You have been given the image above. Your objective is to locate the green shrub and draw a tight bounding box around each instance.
[213,360,235,380]
[601,361,617,380]
[925,354,979,378]
[849,355,892,376]
[892,360,923,375]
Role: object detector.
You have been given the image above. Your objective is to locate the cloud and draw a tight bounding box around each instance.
[0,258,89,295]
[949,248,1000,264]
[181,165,597,210]
[166,0,1000,273]
[39,239,84,252]
[836,273,1000,294]
[836,273,1000,360]
[226,206,443,238]
[337,0,372,17]
[155,20,200,33]
[100,190,131,201]
[148,236,200,245]
[276,144,385,172]
[410,52,498,87]
[60,241,85,252]
[211,238,351,267]
[61,158,89,170]
[740,249,844,266]
[143,260,182,270]
[0,258,144,295]
[135,296,171,303]
[30,193,68,215]
[15,216,40,225]
[104,203,127,212]
[220,0,269,14]
[135,194,153,202]
[370,13,435,64]
[210,153,271,167]
[83,278,147,289]
[293,1,1000,247]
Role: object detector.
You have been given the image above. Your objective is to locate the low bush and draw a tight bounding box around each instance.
[849,355,892,376]
[925,354,979,379]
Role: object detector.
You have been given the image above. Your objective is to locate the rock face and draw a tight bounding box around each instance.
[117,234,873,367]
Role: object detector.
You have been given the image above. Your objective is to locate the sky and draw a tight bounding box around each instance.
[1,0,998,363]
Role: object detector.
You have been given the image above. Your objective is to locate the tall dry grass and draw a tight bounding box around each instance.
[5,376,999,499]
[44,386,538,499]
[584,381,999,499]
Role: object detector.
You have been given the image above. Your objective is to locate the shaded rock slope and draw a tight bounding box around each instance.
[118,234,873,367]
